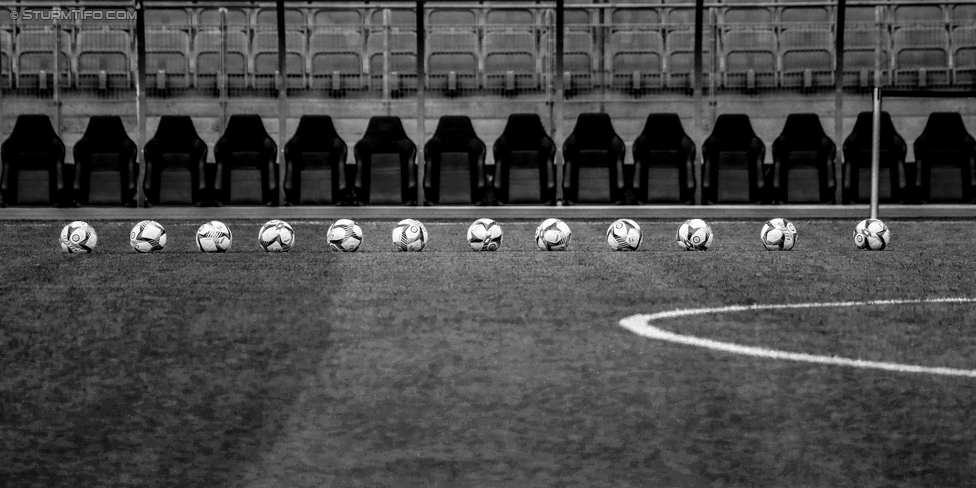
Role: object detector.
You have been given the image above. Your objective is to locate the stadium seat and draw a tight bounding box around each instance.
[609,30,664,92]
[491,113,556,205]
[310,30,364,92]
[721,28,778,90]
[666,29,712,89]
[780,28,834,89]
[843,23,890,87]
[427,29,479,93]
[701,114,767,204]
[144,115,208,206]
[0,115,68,207]
[770,114,837,204]
[195,30,249,90]
[16,28,70,90]
[893,26,950,87]
[252,30,306,90]
[484,29,538,93]
[562,113,627,205]
[352,116,417,205]
[632,113,696,205]
[1,31,12,88]
[144,8,189,26]
[77,28,132,90]
[366,30,417,93]
[146,30,190,89]
[842,111,909,204]
[913,112,976,203]
[214,115,279,206]
[72,116,137,206]
[283,115,349,206]
[951,26,976,87]
[423,116,486,205]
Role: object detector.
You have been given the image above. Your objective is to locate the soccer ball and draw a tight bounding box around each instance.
[60,221,98,253]
[760,218,796,251]
[392,219,428,252]
[854,218,890,251]
[328,219,363,252]
[535,218,572,251]
[130,220,166,253]
[676,219,713,251]
[258,219,294,252]
[606,219,642,251]
[196,220,233,253]
[467,218,503,251]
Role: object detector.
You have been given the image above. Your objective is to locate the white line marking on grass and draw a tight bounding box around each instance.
[620,297,976,378]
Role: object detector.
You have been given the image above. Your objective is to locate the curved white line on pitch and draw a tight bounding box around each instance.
[619,297,976,378]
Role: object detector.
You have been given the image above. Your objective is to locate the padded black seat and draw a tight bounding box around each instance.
[0,114,69,207]
[73,116,138,206]
[423,115,487,205]
[144,115,208,206]
[632,113,696,205]
[913,112,976,203]
[702,114,767,204]
[353,116,417,205]
[562,113,626,204]
[842,111,908,204]
[283,115,349,205]
[492,113,556,205]
[214,114,279,207]
[771,113,837,204]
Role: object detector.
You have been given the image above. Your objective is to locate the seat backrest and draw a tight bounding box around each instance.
[149,115,203,154]
[79,116,133,153]
[914,112,974,159]
[774,113,833,156]
[494,113,553,155]
[427,115,484,154]
[704,114,761,154]
[2,114,63,155]
[634,113,690,155]
[288,115,345,154]
[218,114,275,155]
[565,113,622,154]
[843,111,906,164]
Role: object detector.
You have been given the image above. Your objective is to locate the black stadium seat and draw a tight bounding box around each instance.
[283,115,349,205]
[143,115,208,206]
[562,113,627,205]
[491,113,556,205]
[352,116,417,205]
[423,116,487,205]
[632,113,696,205]
[913,112,976,203]
[214,115,279,206]
[73,116,138,206]
[0,114,68,207]
[771,113,837,204]
[842,111,908,204]
[701,114,767,204]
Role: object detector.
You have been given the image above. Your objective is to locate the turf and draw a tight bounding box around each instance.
[2,219,976,487]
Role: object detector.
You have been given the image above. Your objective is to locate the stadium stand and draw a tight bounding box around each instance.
[352,116,417,205]
[283,115,349,205]
[491,113,556,205]
[770,113,837,204]
[913,112,976,203]
[701,114,767,204]
[631,113,696,205]
[842,111,909,204]
[561,113,627,205]
[214,115,279,206]
[143,116,208,206]
[0,115,68,206]
[423,116,487,205]
[72,116,137,206]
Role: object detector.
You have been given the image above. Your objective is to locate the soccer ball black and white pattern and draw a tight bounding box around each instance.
[853,218,890,251]
[606,218,642,251]
[196,220,233,253]
[258,220,294,252]
[327,219,363,252]
[60,221,97,254]
[392,219,428,252]
[130,220,167,253]
[535,218,572,251]
[760,218,796,251]
[676,218,713,251]
[467,218,503,251]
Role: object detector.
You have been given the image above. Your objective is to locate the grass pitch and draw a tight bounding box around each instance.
[2,219,976,487]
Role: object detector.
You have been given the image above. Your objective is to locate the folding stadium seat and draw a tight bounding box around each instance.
[76,28,132,90]
[366,30,417,93]
[770,114,837,204]
[561,114,627,205]
[252,30,306,90]
[352,116,417,205]
[665,29,712,90]
[0,30,11,88]
[913,113,976,203]
[0,115,68,207]
[194,29,249,90]
[841,111,909,204]
[543,9,595,93]
[427,29,479,94]
[143,115,208,206]
[722,2,773,24]
[952,26,976,87]
[609,30,664,92]
[72,116,138,206]
[491,113,557,205]
[721,28,778,90]
[16,28,70,90]
[632,113,697,205]
[283,115,349,206]
[843,20,891,88]
[892,26,950,87]
[423,116,487,205]
[311,30,364,92]
[145,8,189,26]
[146,30,190,89]
[779,1,830,23]
[484,29,538,93]
[701,114,767,205]
[780,28,834,89]
[214,115,279,206]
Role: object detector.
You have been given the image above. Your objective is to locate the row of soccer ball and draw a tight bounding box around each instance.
[59,217,892,254]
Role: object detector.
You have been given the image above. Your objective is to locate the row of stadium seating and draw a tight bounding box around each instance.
[2,4,975,92]
[2,110,974,207]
